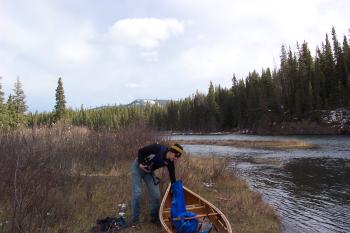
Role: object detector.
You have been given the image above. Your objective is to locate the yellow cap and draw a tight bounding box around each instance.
[170,144,184,155]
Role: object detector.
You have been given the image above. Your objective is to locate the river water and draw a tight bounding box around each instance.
[171,134,350,233]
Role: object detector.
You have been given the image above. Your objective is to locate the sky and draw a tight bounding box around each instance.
[0,0,349,112]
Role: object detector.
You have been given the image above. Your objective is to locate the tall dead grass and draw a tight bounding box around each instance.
[0,123,162,233]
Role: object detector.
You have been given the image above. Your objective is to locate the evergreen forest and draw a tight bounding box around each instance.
[1,27,349,132]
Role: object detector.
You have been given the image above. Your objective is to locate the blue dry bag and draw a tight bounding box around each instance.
[171,180,198,233]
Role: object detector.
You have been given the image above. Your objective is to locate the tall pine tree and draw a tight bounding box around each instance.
[278,45,289,112]
[10,77,28,127]
[342,36,350,105]
[322,34,337,107]
[54,77,66,121]
[0,76,9,128]
[13,77,27,114]
[0,76,4,111]
[207,81,219,131]
[6,94,17,127]
[298,41,314,113]
[313,48,324,109]
[331,27,348,106]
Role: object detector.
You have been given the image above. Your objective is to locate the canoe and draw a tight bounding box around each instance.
[159,184,232,233]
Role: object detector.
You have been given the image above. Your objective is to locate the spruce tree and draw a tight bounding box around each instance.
[9,77,28,127]
[298,41,314,113]
[13,77,27,114]
[322,34,337,107]
[261,68,278,112]
[331,27,348,106]
[0,76,8,128]
[54,77,66,121]
[344,36,350,74]
[207,81,219,131]
[342,36,350,105]
[313,48,324,109]
[6,94,16,127]
[279,45,289,111]
[166,101,179,130]
[287,49,298,115]
[0,76,4,110]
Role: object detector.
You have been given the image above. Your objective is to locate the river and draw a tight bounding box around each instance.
[171,134,350,233]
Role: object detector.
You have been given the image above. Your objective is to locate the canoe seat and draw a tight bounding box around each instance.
[186,205,206,211]
[164,212,220,222]
[163,204,205,213]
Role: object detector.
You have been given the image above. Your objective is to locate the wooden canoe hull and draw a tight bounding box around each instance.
[159,184,232,233]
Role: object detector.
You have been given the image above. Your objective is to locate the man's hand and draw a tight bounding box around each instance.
[139,164,151,173]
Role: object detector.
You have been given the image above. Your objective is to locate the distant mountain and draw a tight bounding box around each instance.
[127,99,169,107]
[89,99,170,111]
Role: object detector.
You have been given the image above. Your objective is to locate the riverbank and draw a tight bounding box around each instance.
[175,139,316,150]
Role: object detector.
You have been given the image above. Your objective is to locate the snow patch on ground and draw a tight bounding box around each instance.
[322,108,350,129]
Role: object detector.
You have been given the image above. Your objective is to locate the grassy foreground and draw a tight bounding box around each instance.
[83,156,281,233]
[0,125,280,233]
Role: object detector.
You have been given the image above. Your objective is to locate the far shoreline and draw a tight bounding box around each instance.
[173,139,316,150]
[169,129,350,136]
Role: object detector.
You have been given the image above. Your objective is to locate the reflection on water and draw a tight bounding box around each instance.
[286,159,350,206]
[240,158,350,233]
[173,134,350,233]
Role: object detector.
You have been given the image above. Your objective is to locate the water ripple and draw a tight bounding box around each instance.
[174,134,350,233]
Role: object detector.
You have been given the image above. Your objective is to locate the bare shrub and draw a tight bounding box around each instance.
[112,122,165,160]
[0,129,66,233]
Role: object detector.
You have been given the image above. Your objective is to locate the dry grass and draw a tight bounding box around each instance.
[175,139,316,149]
[0,125,280,233]
[67,155,281,233]
[0,123,163,233]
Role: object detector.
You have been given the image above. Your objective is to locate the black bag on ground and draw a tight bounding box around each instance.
[89,216,127,233]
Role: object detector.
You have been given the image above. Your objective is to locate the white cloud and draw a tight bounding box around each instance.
[140,51,159,62]
[0,1,98,66]
[109,18,184,49]
[1,0,350,111]
[56,40,95,64]
[125,83,143,88]
[179,46,237,80]
[0,12,40,52]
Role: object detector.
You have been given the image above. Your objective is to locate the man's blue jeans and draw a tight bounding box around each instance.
[131,160,160,222]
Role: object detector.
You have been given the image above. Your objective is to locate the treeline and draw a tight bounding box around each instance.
[1,27,349,132]
[145,27,350,132]
[150,27,350,131]
[30,105,158,130]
